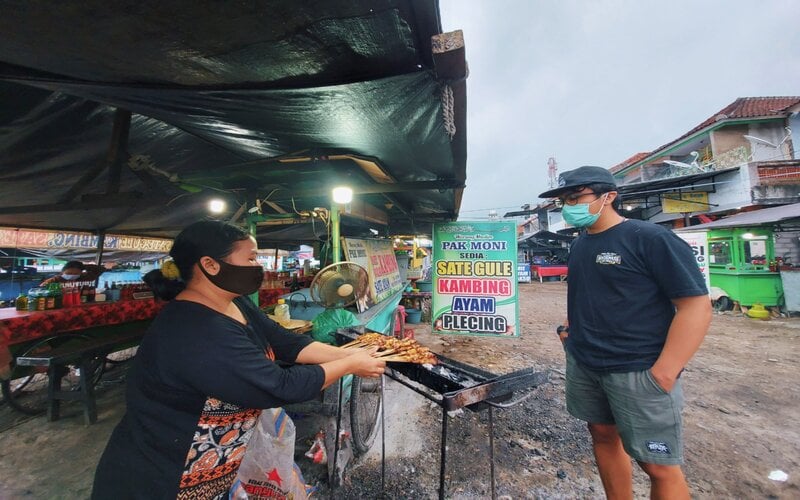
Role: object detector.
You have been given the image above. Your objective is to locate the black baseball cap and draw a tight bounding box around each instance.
[538,166,617,198]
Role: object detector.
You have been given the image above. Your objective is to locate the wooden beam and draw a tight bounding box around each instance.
[343,199,390,225]
[228,202,248,224]
[431,30,468,213]
[264,201,288,214]
[255,217,307,226]
[106,109,132,194]
[0,192,151,215]
[57,108,132,203]
[268,180,464,201]
[431,30,467,81]
[57,161,109,203]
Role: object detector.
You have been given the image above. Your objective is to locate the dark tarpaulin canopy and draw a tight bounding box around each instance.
[0,0,467,247]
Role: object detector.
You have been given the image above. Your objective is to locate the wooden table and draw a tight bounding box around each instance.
[0,299,163,378]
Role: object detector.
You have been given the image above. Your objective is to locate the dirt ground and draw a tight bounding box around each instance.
[1,281,798,499]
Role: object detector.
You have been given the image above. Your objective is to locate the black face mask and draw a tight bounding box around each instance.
[199,259,263,296]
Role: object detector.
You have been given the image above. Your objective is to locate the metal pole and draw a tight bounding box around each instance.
[489,407,496,500]
[94,230,105,288]
[439,407,448,500]
[106,109,131,195]
[381,374,386,492]
[332,380,344,488]
[246,215,260,306]
[331,203,341,263]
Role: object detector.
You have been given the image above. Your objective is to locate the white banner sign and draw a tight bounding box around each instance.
[676,231,711,293]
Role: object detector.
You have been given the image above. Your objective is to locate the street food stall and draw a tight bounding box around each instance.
[676,203,800,309]
[707,227,784,308]
[0,0,468,494]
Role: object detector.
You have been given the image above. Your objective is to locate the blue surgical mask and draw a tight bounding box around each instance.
[62,273,80,281]
[561,193,608,228]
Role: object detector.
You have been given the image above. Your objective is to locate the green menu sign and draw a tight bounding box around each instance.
[432,221,519,337]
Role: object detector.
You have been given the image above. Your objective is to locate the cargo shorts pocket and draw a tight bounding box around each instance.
[644,369,669,395]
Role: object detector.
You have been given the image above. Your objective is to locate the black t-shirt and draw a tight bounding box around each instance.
[92,296,324,499]
[565,219,707,372]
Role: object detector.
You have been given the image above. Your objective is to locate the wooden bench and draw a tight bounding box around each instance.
[15,330,145,424]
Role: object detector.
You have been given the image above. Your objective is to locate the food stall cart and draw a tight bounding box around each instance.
[707,227,784,308]
[0,1,468,494]
[676,204,800,309]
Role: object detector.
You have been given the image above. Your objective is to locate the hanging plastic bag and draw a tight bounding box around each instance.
[229,408,315,499]
[311,308,359,344]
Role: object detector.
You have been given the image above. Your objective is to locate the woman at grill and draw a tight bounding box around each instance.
[92,220,385,499]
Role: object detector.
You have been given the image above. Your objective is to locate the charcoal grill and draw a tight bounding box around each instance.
[335,327,550,500]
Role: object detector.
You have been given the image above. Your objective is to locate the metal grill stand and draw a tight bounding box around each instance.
[335,328,550,499]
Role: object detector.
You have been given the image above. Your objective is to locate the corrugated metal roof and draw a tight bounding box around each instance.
[676,203,800,231]
[616,167,740,197]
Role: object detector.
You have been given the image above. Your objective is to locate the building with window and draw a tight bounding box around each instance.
[611,96,800,226]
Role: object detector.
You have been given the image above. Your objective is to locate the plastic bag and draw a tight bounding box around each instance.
[229,408,314,499]
[311,308,359,344]
[304,430,327,464]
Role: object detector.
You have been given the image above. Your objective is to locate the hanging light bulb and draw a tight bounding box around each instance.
[208,199,226,214]
[332,186,353,204]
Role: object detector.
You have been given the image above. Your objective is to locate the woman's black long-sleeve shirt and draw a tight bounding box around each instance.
[92,296,324,499]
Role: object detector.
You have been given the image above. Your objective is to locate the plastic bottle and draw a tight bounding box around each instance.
[64,284,76,307]
[15,293,28,311]
[45,286,56,310]
[274,299,291,326]
[52,283,63,309]
[27,288,38,311]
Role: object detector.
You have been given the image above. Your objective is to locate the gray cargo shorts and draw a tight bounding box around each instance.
[565,350,685,465]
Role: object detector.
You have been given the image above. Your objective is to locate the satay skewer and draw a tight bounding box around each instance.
[381,354,438,364]
[340,340,368,349]
[379,355,413,363]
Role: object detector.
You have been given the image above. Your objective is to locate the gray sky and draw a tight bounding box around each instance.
[440,0,800,219]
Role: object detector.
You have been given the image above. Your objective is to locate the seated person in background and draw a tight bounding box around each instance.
[40,260,104,286]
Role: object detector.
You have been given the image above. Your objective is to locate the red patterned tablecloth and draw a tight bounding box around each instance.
[0,299,164,347]
[0,299,164,379]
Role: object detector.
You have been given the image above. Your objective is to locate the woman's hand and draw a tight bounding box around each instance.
[320,346,385,388]
[346,350,386,378]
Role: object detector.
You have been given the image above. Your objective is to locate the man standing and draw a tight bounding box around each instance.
[539,166,711,499]
[40,260,105,286]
